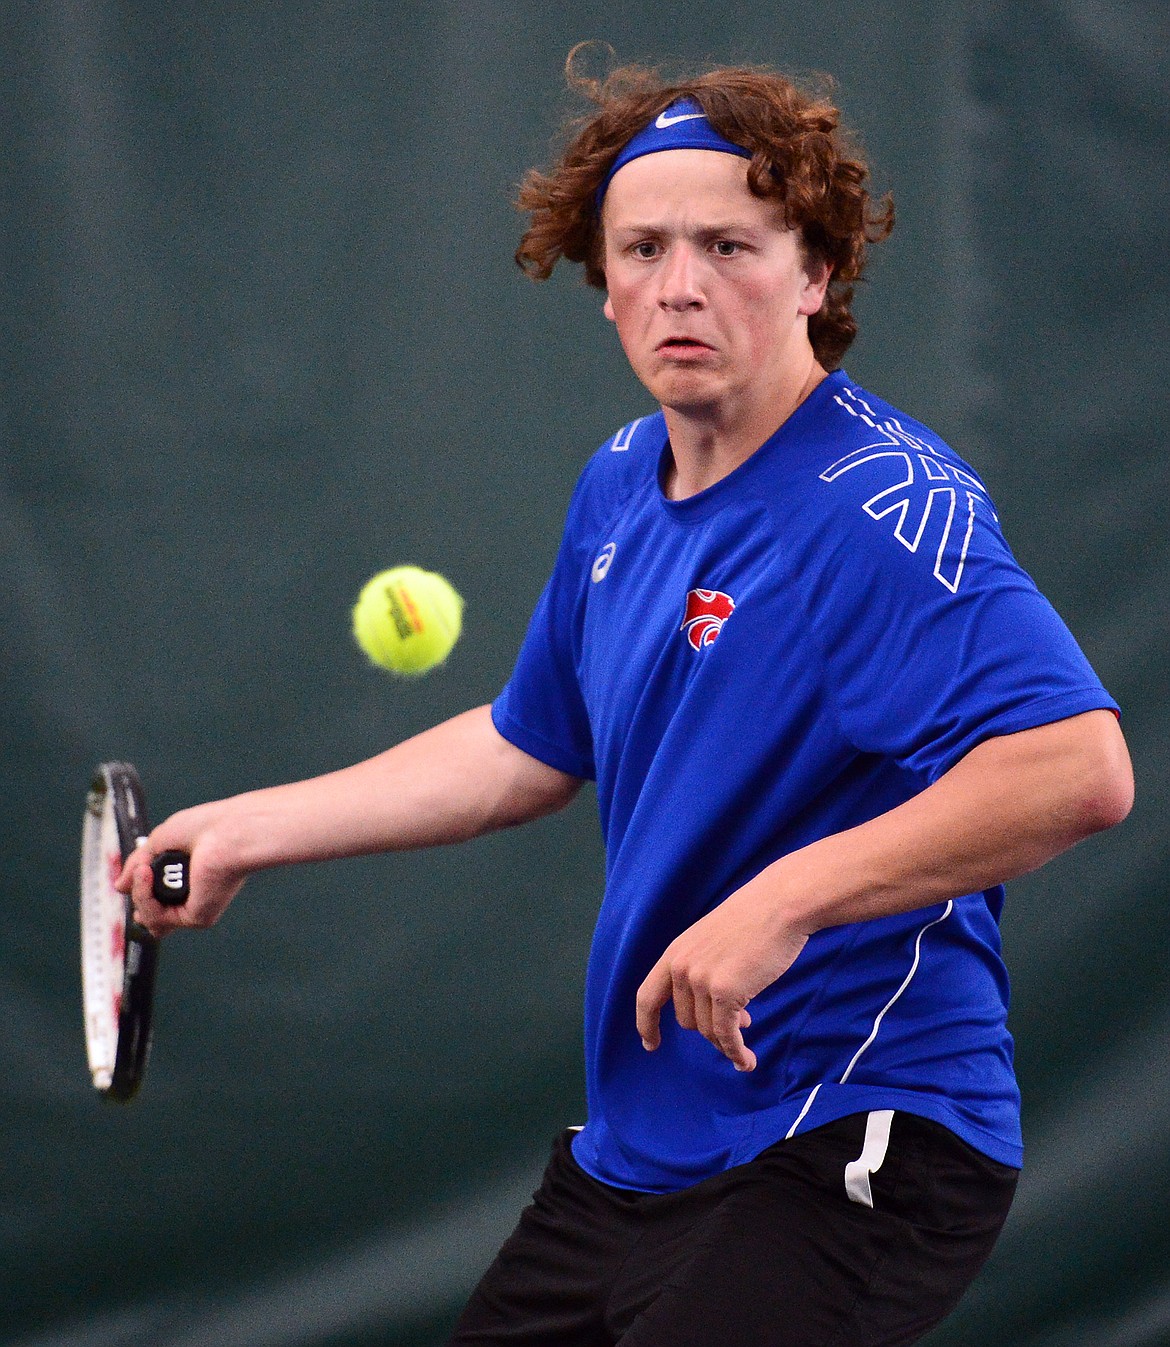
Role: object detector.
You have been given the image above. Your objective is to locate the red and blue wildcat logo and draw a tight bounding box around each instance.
[680,588,736,650]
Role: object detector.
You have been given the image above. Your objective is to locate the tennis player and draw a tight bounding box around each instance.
[122,55,1133,1346]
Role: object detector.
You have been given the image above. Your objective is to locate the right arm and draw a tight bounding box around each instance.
[118,704,582,936]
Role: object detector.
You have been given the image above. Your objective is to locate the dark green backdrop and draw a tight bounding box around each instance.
[3,3,1167,1344]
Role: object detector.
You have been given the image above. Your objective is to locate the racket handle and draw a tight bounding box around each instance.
[151,851,191,906]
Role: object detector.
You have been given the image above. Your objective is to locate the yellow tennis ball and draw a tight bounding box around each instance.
[352,566,464,676]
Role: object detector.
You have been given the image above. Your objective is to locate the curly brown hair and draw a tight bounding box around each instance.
[516,46,894,370]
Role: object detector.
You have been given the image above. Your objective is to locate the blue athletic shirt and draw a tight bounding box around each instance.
[492,371,1117,1193]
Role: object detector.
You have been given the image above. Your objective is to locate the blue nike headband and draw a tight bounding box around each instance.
[596,98,753,211]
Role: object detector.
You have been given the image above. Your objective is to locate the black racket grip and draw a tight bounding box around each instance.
[151,851,191,906]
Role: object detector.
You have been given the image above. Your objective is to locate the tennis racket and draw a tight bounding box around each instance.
[80,762,190,1100]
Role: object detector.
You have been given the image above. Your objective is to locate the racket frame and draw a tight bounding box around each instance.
[80,762,162,1101]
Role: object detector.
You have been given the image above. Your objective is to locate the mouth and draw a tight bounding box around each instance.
[656,337,715,357]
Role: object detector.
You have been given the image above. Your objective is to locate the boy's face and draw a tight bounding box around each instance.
[601,149,830,419]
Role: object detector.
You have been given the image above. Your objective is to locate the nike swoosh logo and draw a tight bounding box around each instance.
[655,110,706,129]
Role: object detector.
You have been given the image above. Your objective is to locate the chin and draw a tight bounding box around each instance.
[644,368,724,411]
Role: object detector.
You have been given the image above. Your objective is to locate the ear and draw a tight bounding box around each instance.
[799,255,833,317]
[603,294,616,323]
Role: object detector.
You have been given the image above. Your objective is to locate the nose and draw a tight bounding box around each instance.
[657,244,705,311]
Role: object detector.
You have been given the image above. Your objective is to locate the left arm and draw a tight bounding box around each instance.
[636,709,1134,1071]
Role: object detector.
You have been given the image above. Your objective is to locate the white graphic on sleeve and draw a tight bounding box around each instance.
[821,388,996,593]
[610,417,645,452]
[591,543,616,582]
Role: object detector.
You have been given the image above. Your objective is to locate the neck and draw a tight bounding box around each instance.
[661,356,828,500]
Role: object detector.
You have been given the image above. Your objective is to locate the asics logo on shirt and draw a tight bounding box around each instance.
[680,588,735,649]
[592,543,617,583]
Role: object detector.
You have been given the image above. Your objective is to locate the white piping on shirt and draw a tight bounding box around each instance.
[785,1083,822,1139]
[785,900,955,1138]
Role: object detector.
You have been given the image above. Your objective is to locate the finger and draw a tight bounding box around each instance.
[130,866,165,934]
[131,863,173,933]
[133,897,191,938]
[130,853,191,938]
[635,961,673,1051]
[672,969,699,1034]
[115,840,150,895]
[131,847,157,909]
[690,978,729,1048]
[712,998,756,1073]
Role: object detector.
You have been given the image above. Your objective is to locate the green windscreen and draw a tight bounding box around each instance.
[2,4,1165,1344]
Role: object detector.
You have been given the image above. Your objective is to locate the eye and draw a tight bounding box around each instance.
[631,240,660,260]
[712,239,743,258]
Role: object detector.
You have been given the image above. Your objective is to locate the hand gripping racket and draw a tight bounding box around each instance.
[80,762,190,1100]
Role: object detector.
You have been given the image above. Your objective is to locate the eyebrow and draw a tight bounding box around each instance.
[609,220,768,240]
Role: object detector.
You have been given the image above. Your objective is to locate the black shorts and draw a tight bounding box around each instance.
[448,1111,1017,1347]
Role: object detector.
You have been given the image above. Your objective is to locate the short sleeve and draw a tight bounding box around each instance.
[491,476,596,781]
[800,480,1118,783]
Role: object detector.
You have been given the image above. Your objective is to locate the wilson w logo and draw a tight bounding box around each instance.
[822,396,996,593]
